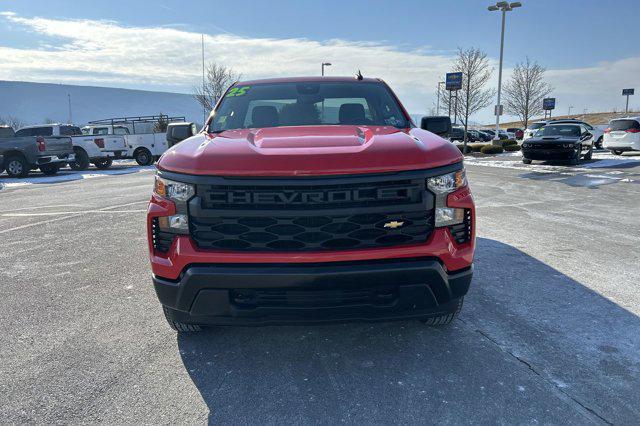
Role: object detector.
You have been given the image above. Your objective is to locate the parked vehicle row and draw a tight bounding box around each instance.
[1,117,198,178]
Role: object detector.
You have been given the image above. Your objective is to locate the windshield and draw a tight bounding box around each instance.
[209,81,410,132]
[535,124,581,137]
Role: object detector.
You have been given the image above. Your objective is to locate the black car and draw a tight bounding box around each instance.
[476,130,493,142]
[521,123,594,165]
[448,127,465,142]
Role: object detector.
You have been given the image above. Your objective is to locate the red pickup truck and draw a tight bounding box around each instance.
[147,77,475,331]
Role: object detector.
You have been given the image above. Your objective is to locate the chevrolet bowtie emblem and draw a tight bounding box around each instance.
[384,221,405,229]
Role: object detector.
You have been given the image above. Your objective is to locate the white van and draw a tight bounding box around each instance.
[603,117,640,155]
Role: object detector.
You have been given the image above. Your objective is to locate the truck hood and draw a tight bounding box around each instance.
[157,125,462,176]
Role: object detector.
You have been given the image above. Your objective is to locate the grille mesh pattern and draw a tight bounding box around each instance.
[191,210,431,251]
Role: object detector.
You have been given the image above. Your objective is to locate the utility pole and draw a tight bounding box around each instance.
[568,105,573,116]
[201,34,206,126]
[436,81,445,114]
[321,62,332,76]
[67,94,72,124]
[488,2,522,142]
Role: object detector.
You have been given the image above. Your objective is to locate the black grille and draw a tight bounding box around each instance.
[188,172,435,251]
[449,209,472,244]
[231,286,398,308]
[152,218,174,252]
[191,210,431,251]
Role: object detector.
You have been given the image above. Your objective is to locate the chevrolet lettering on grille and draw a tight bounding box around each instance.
[208,185,421,206]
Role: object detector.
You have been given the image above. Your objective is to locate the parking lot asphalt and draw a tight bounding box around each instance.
[1,154,639,424]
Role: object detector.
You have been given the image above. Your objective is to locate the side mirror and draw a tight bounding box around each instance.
[582,132,592,139]
[420,116,452,137]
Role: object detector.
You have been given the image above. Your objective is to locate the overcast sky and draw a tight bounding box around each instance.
[1,0,638,123]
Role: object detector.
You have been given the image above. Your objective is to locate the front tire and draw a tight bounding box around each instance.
[93,157,113,169]
[569,144,582,165]
[162,306,203,332]
[522,158,532,164]
[420,298,463,326]
[4,155,29,178]
[39,163,60,175]
[134,148,153,166]
[584,144,593,160]
[70,148,90,170]
[611,150,623,155]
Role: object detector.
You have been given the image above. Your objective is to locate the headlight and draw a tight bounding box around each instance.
[427,169,467,194]
[427,169,467,227]
[153,175,194,234]
[154,176,195,202]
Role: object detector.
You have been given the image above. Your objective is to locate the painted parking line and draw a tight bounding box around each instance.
[0,201,149,234]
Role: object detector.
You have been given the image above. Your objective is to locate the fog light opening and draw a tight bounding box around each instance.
[435,207,465,227]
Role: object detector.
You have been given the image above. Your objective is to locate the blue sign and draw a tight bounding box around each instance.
[543,97,556,110]
[446,72,463,91]
[622,88,634,96]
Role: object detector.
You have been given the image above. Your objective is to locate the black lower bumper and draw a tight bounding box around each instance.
[153,258,473,326]
[522,147,577,161]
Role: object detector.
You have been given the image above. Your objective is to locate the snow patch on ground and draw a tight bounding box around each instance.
[0,164,155,191]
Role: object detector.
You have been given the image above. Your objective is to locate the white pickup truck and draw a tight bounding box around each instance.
[83,115,187,166]
[15,124,127,170]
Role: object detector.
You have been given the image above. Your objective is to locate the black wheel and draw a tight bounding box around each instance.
[134,148,153,166]
[420,298,463,326]
[522,158,532,164]
[162,306,203,332]
[69,148,90,170]
[39,163,60,175]
[611,150,623,156]
[569,144,581,165]
[584,144,593,160]
[4,155,29,178]
[93,157,113,169]
[596,137,603,149]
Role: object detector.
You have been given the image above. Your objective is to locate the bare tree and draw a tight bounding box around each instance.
[439,48,494,151]
[194,62,241,112]
[0,115,26,130]
[503,58,552,129]
[154,113,169,133]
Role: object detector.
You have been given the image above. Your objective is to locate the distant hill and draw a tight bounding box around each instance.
[0,80,205,128]
[488,111,640,129]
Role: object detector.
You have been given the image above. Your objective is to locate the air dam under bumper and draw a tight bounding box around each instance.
[153,258,472,325]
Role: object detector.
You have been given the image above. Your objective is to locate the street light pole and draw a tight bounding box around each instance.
[488,2,522,142]
[436,81,445,114]
[321,62,332,76]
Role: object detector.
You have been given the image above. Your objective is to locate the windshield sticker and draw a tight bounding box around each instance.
[226,86,250,97]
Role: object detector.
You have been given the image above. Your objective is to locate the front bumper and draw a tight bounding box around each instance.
[522,146,577,161]
[36,153,75,165]
[154,258,472,325]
